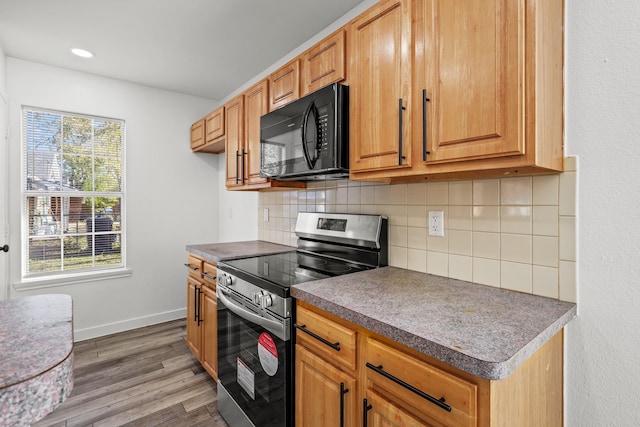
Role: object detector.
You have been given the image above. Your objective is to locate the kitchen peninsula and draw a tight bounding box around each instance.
[0,294,74,426]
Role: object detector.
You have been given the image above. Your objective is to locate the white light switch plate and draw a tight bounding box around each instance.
[263,208,269,222]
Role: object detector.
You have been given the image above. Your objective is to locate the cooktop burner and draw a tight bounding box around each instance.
[219,251,369,297]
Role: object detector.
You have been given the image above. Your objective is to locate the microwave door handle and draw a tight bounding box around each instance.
[301,101,318,169]
[217,287,288,341]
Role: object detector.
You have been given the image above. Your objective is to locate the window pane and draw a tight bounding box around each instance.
[28,237,62,273]
[63,236,94,271]
[95,120,123,157]
[64,196,92,234]
[26,196,60,237]
[62,154,93,191]
[62,116,92,155]
[95,157,121,192]
[26,150,63,191]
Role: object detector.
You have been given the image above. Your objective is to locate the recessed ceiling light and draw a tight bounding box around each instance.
[71,48,94,58]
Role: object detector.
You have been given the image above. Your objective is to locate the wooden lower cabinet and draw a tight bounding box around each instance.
[185,254,218,380]
[295,345,357,426]
[295,300,564,427]
[365,391,428,427]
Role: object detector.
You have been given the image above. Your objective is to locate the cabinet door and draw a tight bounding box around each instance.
[225,95,245,187]
[365,392,430,427]
[349,0,412,172]
[186,276,203,360]
[190,119,205,150]
[205,106,225,143]
[296,345,357,427]
[302,29,346,96]
[201,285,218,380]
[365,338,476,427]
[244,80,269,186]
[269,59,300,111]
[419,0,522,164]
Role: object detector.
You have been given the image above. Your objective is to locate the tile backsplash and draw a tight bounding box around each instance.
[258,157,578,303]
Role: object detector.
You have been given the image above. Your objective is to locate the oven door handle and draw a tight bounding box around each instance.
[217,287,289,341]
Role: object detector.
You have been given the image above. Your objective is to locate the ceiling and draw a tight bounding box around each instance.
[0,0,365,101]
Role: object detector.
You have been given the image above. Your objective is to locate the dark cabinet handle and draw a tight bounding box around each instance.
[340,382,349,427]
[241,149,247,184]
[362,398,372,426]
[196,286,203,326]
[193,285,198,322]
[365,363,452,412]
[1,244,8,253]
[235,150,241,184]
[294,323,340,351]
[201,272,216,281]
[184,263,199,271]
[398,98,407,165]
[422,89,431,161]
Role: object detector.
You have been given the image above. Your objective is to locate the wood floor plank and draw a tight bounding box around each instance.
[90,374,215,426]
[35,319,228,427]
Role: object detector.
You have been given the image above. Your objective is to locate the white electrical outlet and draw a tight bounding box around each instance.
[263,208,269,222]
[429,210,444,237]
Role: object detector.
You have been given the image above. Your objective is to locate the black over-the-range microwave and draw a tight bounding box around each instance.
[260,83,349,181]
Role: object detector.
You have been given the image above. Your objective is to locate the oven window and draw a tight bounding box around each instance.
[218,300,292,426]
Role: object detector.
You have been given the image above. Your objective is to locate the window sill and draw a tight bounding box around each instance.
[13,268,133,291]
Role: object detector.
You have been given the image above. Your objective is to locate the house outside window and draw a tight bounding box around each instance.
[22,107,125,277]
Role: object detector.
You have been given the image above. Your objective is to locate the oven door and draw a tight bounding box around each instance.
[217,286,292,427]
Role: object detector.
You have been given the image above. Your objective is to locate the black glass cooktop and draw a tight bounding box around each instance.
[219,251,370,297]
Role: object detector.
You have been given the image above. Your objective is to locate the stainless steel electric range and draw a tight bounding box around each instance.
[216,212,388,427]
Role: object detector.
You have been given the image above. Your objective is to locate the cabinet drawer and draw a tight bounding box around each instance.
[186,254,203,279]
[365,338,477,427]
[295,305,357,371]
[202,261,217,286]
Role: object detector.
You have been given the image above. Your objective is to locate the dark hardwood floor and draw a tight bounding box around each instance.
[35,319,229,427]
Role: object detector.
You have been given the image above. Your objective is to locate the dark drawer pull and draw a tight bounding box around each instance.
[294,323,340,351]
[201,272,216,280]
[184,263,199,271]
[365,362,452,412]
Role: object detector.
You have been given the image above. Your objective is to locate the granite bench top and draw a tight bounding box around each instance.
[0,294,74,426]
[186,240,294,263]
[292,266,576,380]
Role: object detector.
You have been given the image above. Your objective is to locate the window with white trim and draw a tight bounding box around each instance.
[22,107,125,276]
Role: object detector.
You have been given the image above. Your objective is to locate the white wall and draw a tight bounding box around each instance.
[215,155,258,242]
[6,58,219,340]
[565,0,640,425]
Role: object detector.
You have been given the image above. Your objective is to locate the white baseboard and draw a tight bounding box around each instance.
[73,308,186,342]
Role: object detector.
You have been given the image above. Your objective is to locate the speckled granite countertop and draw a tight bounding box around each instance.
[292,267,576,380]
[0,294,74,426]
[187,240,294,263]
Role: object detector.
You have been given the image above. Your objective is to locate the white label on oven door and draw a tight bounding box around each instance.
[258,332,279,376]
[237,357,255,400]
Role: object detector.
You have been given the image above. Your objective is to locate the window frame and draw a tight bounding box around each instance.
[20,106,127,280]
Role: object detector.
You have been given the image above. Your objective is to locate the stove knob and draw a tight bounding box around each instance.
[225,275,233,286]
[261,294,273,309]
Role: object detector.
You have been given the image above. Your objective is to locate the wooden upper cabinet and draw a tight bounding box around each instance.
[352,0,564,181]
[269,59,300,111]
[192,106,225,154]
[244,80,269,186]
[190,118,205,150]
[301,29,346,96]
[224,95,245,188]
[419,0,523,165]
[205,107,225,143]
[348,0,413,173]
